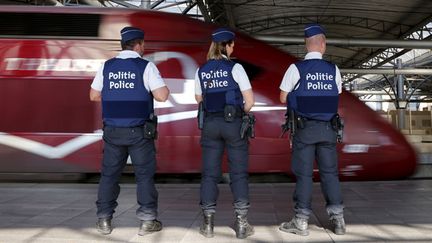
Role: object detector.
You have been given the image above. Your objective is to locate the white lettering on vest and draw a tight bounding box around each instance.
[307,82,333,90]
[109,81,135,89]
[200,69,228,80]
[201,69,230,89]
[108,71,136,80]
[203,80,229,89]
[108,71,137,89]
[305,72,333,81]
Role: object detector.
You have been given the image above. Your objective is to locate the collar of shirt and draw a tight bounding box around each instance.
[210,54,229,61]
[305,52,322,60]
[116,50,141,59]
[221,54,231,61]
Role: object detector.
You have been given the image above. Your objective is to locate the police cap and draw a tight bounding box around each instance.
[304,23,325,38]
[120,27,145,44]
[212,28,235,42]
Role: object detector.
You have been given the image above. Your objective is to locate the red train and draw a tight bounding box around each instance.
[0,6,417,180]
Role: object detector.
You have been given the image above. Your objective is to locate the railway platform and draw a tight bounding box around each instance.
[1,180,432,243]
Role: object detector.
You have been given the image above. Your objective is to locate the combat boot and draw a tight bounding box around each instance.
[330,216,346,235]
[96,218,112,235]
[234,214,254,239]
[138,219,162,235]
[199,212,214,238]
[279,216,309,236]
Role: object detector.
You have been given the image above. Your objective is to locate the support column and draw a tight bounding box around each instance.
[396,58,406,130]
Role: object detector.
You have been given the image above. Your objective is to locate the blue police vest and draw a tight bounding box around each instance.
[198,59,244,112]
[287,59,339,121]
[102,57,153,127]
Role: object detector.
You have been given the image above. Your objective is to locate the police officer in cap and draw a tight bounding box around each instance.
[195,27,255,239]
[278,23,346,236]
[90,26,169,236]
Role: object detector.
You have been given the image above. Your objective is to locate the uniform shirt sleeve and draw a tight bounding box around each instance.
[90,63,105,91]
[194,69,202,95]
[143,62,166,92]
[279,64,300,92]
[335,65,342,94]
[232,63,252,91]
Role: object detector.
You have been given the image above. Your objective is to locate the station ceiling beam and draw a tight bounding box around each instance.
[347,18,432,69]
[196,0,211,22]
[238,15,410,37]
[149,0,164,9]
[340,68,432,75]
[108,0,138,8]
[181,1,197,14]
[253,36,432,49]
[201,0,235,27]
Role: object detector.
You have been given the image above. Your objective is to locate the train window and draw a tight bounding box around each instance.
[232,59,263,81]
[0,13,100,37]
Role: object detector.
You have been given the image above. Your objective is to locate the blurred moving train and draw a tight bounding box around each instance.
[0,6,417,180]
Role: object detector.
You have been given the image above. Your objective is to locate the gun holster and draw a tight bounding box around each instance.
[240,112,256,139]
[280,109,299,138]
[143,113,158,139]
[331,114,344,143]
[198,102,205,130]
[248,113,256,138]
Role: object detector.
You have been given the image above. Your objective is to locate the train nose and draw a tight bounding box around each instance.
[337,92,418,180]
[338,127,417,180]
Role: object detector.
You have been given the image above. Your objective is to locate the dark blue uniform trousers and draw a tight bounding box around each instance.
[200,116,250,216]
[96,126,158,221]
[291,120,344,220]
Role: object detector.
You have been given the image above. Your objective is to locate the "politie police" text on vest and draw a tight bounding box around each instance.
[201,69,229,89]
[108,71,136,89]
[306,72,334,90]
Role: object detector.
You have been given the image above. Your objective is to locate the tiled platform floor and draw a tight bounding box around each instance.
[1,180,432,243]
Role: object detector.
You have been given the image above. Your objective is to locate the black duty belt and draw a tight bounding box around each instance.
[103,124,144,130]
[299,117,330,123]
[205,111,243,118]
[205,111,224,117]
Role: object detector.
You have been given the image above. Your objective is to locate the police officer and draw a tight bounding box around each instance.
[278,23,346,236]
[89,26,169,236]
[195,27,255,239]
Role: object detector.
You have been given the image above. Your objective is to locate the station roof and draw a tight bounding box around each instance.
[2,0,432,101]
[204,0,432,67]
[201,0,432,97]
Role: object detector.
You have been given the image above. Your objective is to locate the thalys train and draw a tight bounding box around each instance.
[0,6,417,180]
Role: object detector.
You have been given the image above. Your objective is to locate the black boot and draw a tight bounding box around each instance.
[199,212,214,238]
[330,216,346,235]
[279,216,309,236]
[234,214,254,239]
[96,218,112,235]
[138,219,162,235]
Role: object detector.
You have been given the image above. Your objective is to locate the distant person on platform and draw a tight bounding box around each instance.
[195,27,255,239]
[89,26,169,236]
[278,23,346,236]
